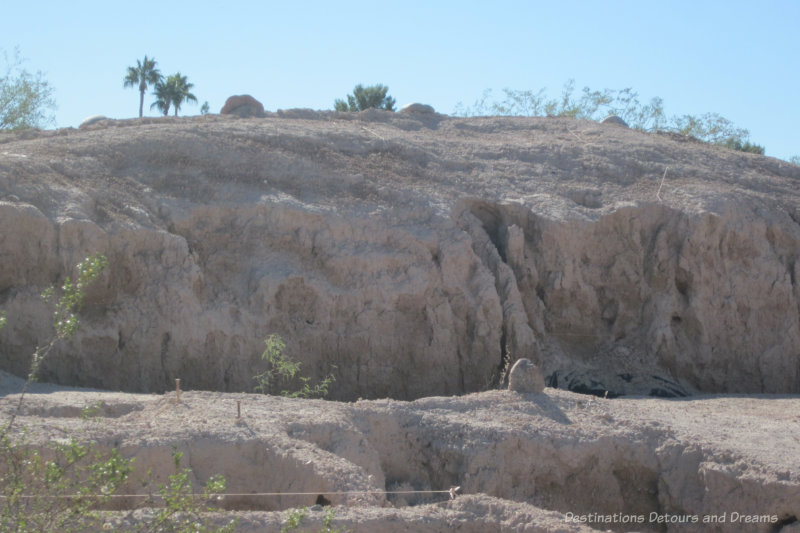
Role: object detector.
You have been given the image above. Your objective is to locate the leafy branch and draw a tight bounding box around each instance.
[0,435,133,532]
[253,334,336,398]
[136,450,235,533]
[2,253,108,437]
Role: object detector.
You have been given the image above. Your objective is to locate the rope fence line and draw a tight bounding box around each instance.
[0,486,462,501]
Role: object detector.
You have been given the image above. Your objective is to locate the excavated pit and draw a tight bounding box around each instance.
[3,388,798,532]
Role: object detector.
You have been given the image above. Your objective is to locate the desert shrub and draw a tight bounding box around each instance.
[281,506,348,533]
[253,334,335,398]
[722,137,765,154]
[334,84,395,112]
[133,450,235,533]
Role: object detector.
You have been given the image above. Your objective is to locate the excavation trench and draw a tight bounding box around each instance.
[3,388,799,532]
[7,389,788,532]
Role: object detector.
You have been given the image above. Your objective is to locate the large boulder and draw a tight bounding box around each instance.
[220,95,265,118]
[399,103,436,114]
[600,115,628,127]
[79,115,108,128]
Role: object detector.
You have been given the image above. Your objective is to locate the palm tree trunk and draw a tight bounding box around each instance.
[138,90,144,118]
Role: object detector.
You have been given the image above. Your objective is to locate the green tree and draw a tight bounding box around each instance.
[166,72,197,116]
[150,79,173,116]
[0,47,56,130]
[123,55,163,118]
[335,84,395,112]
[151,73,197,117]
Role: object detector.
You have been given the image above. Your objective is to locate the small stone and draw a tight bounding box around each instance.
[508,358,545,394]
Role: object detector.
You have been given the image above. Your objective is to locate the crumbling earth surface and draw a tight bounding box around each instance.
[1,111,799,531]
[1,111,799,400]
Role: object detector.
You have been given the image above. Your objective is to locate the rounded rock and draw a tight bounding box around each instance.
[220,95,265,118]
[399,103,436,114]
[508,358,545,394]
[79,115,108,128]
[600,115,629,128]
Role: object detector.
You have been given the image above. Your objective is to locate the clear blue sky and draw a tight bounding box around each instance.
[5,0,799,160]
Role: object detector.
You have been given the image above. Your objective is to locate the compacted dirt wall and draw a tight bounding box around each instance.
[1,112,799,400]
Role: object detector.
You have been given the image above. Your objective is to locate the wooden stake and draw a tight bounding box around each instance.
[175,378,181,403]
[237,400,241,419]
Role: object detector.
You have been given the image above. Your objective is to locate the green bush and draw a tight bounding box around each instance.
[136,450,235,533]
[722,137,765,154]
[0,436,133,532]
[281,506,348,533]
[253,334,335,398]
[334,84,395,112]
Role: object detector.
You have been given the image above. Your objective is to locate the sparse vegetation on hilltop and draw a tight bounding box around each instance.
[455,79,766,155]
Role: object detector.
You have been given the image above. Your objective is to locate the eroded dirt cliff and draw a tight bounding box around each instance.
[1,111,799,399]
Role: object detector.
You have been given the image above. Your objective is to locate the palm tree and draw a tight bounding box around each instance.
[150,73,197,117]
[150,79,174,116]
[123,55,162,118]
[167,73,197,116]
